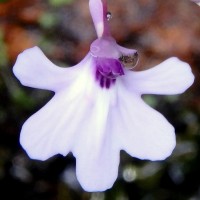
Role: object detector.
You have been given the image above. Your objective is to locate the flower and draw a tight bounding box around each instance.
[191,0,200,6]
[13,0,194,192]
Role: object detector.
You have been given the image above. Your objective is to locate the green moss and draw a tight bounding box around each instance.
[48,0,73,7]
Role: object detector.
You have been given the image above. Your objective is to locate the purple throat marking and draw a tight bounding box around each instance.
[95,57,124,89]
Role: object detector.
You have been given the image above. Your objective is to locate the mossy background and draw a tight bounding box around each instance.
[0,0,200,199]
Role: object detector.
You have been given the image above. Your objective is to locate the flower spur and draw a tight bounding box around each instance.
[13,0,194,192]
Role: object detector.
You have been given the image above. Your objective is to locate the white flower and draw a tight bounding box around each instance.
[191,0,200,6]
[13,0,194,192]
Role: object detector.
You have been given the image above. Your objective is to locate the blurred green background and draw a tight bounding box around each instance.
[0,0,200,199]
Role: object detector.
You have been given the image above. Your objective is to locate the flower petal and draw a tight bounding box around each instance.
[123,57,194,95]
[117,45,138,56]
[13,47,90,92]
[72,87,120,192]
[20,57,94,160]
[74,138,119,192]
[115,83,176,161]
[191,0,200,6]
[89,0,110,37]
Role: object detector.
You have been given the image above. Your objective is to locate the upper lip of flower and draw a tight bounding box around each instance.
[90,36,121,59]
[90,36,139,73]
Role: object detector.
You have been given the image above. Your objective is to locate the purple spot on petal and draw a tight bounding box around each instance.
[105,79,110,89]
[94,57,124,89]
[100,76,105,88]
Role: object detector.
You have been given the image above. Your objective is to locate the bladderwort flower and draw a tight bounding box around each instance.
[191,0,200,6]
[13,0,194,192]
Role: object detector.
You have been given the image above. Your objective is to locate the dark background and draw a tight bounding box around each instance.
[0,0,200,199]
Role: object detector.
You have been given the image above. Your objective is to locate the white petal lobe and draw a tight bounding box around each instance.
[72,86,120,192]
[116,83,176,160]
[19,57,93,160]
[123,57,194,95]
[13,47,90,92]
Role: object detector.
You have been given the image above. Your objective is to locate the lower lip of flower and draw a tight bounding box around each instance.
[94,57,124,89]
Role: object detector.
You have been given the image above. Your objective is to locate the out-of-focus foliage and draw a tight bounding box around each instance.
[48,0,73,7]
[0,0,200,199]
